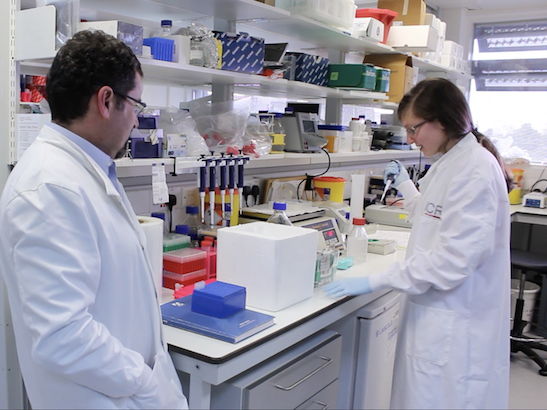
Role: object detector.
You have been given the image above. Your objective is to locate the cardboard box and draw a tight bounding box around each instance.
[217,222,318,311]
[79,21,143,55]
[214,31,265,74]
[386,25,438,52]
[377,0,426,26]
[364,54,415,103]
[353,17,384,42]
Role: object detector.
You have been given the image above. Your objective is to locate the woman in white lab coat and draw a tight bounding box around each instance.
[325,78,513,409]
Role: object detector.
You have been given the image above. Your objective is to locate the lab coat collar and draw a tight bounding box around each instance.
[37,127,149,251]
[418,133,476,190]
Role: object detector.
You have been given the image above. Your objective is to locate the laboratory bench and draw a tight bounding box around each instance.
[163,205,547,409]
[161,247,406,410]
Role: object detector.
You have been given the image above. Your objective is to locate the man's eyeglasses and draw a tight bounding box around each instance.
[112,90,147,116]
[406,120,427,136]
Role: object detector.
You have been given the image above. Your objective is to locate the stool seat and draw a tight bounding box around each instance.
[510,248,547,376]
[511,249,547,272]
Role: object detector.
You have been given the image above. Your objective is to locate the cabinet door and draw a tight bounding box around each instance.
[246,336,342,409]
[295,379,338,410]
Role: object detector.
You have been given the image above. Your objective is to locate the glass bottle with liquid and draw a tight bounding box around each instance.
[160,20,172,36]
[267,202,293,226]
[346,217,368,264]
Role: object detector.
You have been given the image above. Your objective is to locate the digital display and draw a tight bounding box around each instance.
[302,120,316,133]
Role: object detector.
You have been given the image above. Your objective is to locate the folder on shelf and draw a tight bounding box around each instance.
[161,295,275,343]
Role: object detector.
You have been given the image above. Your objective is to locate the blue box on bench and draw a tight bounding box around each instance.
[214,31,265,74]
[192,281,246,318]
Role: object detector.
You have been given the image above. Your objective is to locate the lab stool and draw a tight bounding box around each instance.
[510,248,547,376]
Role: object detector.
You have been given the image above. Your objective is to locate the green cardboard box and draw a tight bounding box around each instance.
[327,64,377,89]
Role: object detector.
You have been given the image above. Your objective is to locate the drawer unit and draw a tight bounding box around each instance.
[295,379,338,409]
[211,330,341,409]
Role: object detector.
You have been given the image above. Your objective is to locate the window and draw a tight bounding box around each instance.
[470,20,547,164]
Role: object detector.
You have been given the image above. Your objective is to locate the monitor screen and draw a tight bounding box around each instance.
[302,120,317,133]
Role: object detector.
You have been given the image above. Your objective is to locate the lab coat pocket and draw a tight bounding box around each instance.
[127,352,188,409]
[406,301,453,366]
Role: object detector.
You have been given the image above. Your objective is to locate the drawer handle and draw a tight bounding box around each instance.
[274,356,332,391]
[314,400,329,410]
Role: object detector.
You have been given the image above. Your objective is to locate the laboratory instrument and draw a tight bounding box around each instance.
[364,204,411,228]
[346,217,368,264]
[280,112,328,153]
[523,192,547,208]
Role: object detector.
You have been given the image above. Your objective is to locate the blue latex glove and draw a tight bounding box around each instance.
[383,160,409,189]
[323,276,371,298]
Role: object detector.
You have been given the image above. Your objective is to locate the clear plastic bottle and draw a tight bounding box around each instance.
[160,20,173,36]
[272,113,285,135]
[182,206,202,247]
[267,202,293,226]
[346,217,368,264]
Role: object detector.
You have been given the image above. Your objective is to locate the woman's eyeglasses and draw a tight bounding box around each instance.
[406,120,427,136]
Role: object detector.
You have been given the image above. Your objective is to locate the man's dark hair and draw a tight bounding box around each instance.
[45,30,143,124]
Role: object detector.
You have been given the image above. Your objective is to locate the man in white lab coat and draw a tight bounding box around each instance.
[0,30,188,409]
[326,78,512,409]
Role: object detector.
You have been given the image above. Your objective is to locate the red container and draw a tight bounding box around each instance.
[163,248,207,275]
[163,269,208,290]
[356,8,398,44]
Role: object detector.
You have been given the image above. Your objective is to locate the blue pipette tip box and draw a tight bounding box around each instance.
[192,281,246,318]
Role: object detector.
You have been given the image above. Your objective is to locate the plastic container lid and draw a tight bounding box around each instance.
[175,224,190,235]
[318,125,348,131]
[186,206,199,214]
[352,217,366,225]
[151,212,165,220]
[161,20,172,26]
[163,248,207,263]
[274,112,283,118]
[273,202,287,211]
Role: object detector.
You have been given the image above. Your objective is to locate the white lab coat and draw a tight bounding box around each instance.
[0,126,188,409]
[369,134,511,409]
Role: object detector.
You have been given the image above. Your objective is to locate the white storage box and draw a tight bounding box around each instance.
[443,40,464,59]
[217,222,318,312]
[165,35,191,65]
[276,0,356,31]
[353,18,384,42]
[386,25,438,52]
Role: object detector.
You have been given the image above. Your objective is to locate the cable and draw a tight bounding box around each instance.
[529,179,547,193]
[297,148,332,201]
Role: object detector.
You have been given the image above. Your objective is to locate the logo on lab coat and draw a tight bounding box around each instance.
[424,202,442,219]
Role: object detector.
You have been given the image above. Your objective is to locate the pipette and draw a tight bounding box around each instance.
[209,157,216,227]
[219,155,227,225]
[228,155,235,216]
[381,160,399,204]
[380,177,394,204]
[198,158,207,224]
[237,154,245,216]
